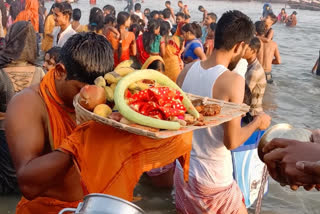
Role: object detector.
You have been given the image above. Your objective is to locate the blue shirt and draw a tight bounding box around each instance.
[183,39,203,61]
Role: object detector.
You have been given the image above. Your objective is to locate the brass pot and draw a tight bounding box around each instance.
[258,123,312,162]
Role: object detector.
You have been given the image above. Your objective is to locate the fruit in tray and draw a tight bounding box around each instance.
[79,85,106,111]
[78,60,221,130]
[114,69,199,130]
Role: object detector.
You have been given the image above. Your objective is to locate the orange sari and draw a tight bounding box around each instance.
[16,69,80,214]
[15,0,39,32]
[59,121,192,201]
[106,31,135,67]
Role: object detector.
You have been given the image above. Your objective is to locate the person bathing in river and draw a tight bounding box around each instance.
[312,51,320,75]
[277,8,288,23]
[260,12,277,42]
[256,21,281,84]
[285,11,297,27]
[243,37,266,119]
[175,10,271,214]
[6,32,193,213]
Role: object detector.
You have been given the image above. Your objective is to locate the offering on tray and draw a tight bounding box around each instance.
[75,60,249,139]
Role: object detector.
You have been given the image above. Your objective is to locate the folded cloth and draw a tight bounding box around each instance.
[127,87,186,120]
[174,168,243,214]
[60,121,192,201]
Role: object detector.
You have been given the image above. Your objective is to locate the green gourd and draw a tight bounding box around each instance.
[114,69,199,130]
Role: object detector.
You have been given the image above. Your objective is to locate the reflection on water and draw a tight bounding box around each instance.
[1,0,320,213]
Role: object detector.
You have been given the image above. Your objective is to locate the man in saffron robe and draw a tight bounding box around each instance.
[5,32,192,213]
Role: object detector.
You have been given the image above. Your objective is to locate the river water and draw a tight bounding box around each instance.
[1,0,320,213]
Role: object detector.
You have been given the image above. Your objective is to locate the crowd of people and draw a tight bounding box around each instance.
[0,0,319,214]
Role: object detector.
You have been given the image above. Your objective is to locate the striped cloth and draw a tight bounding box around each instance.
[174,168,243,214]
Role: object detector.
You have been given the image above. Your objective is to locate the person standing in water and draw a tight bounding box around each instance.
[312,51,320,76]
[175,10,271,214]
[256,21,281,84]
[285,11,297,27]
[243,37,266,118]
[277,8,287,23]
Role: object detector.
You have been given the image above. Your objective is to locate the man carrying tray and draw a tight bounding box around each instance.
[175,10,271,214]
[5,32,192,214]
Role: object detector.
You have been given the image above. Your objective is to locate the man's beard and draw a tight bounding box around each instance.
[228,53,242,71]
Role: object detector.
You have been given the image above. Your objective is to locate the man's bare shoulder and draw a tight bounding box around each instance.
[213,70,245,100]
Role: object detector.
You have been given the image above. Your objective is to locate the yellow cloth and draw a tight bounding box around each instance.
[77,25,103,35]
[141,55,165,69]
[163,36,184,82]
[41,15,55,52]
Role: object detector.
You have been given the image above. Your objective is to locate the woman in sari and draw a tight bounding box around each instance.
[41,3,56,52]
[78,7,104,35]
[106,11,136,67]
[0,21,45,193]
[136,19,161,65]
[160,21,184,82]
[181,22,206,64]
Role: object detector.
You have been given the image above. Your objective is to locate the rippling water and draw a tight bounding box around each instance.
[1,0,320,213]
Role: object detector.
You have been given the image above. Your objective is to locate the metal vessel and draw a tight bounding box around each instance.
[59,194,145,214]
[258,123,312,161]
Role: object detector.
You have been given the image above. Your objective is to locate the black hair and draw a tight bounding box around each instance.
[209,22,217,31]
[160,20,170,37]
[181,22,202,38]
[249,37,261,53]
[104,14,115,25]
[255,21,266,36]
[143,19,161,53]
[116,12,131,61]
[207,12,217,22]
[176,12,185,18]
[144,8,151,13]
[130,14,145,27]
[165,1,171,5]
[46,46,61,62]
[281,8,286,11]
[178,1,183,4]
[293,11,297,15]
[103,4,116,17]
[266,12,277,24]
[148,60,165,72]
[54,2,73,21]
[88,7,104,32]
[61,32,114,84]
[198,5,204,11]
[72,8,81,21]
[214,10,254,51]
[162,8,171,19]
[134,3,141,11]
[129,23,143,39]
[150,10,159,19]
[130,14,140,24]
[185,14,191,20]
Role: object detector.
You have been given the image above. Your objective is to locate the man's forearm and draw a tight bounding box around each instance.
[17,151,73,200]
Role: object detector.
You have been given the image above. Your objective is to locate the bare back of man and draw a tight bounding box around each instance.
[6,84,83,202]
[260,40,281,72]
